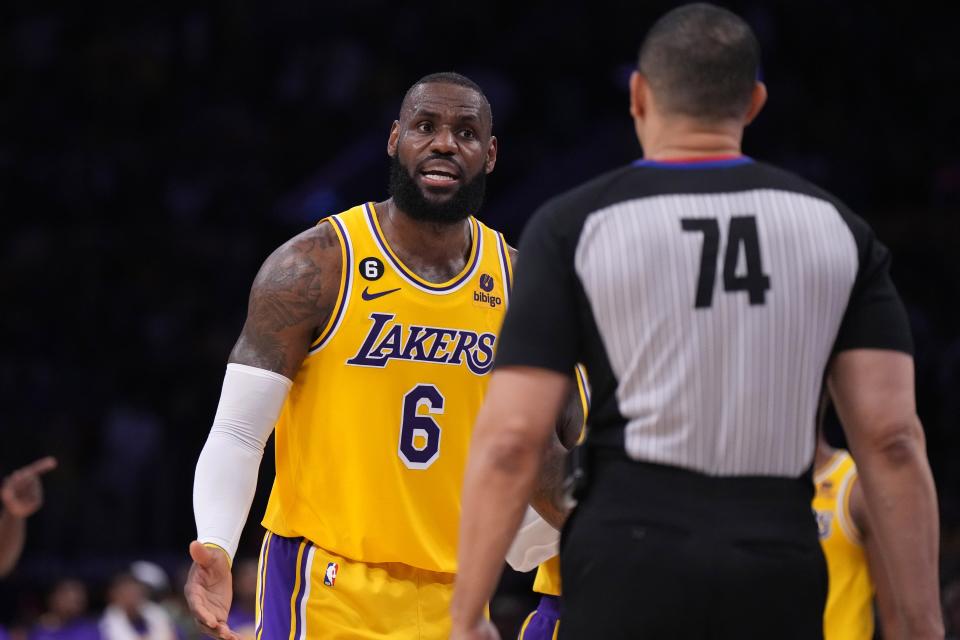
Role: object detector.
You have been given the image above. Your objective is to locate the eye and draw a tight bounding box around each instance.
[416,121,433,133]
[460,128,477,140]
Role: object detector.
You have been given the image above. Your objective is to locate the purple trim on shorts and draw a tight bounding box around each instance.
[291,543,312,640]
[260,534,303,640]
[519,595,561,640]
[255,533,270,638]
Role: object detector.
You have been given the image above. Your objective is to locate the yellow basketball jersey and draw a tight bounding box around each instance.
[262,202,512,574]
[813,450,874,640]
[532,365,590,596]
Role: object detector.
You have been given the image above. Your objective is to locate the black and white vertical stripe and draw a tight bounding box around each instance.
[574,190,858,476]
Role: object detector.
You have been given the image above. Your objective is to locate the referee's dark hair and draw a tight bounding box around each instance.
[638,3,760,121]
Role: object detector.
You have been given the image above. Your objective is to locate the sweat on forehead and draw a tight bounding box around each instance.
[400,79,493,131]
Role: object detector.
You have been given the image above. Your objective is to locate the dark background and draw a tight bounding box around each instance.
[2,0,959,636]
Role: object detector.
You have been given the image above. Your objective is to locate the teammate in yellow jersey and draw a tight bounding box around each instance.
[183,72,579,640]
[814,408,898,639]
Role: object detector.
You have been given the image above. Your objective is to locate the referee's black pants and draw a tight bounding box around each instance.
[559,449,827,639]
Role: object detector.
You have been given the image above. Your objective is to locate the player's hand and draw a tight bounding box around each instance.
[1,456,57,519]
[450,618,501,640]
[185,541,240,640]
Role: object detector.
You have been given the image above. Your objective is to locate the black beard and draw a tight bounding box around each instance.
[388,154,486,225]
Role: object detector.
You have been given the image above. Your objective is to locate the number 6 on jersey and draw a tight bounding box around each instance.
[398,384,444,469]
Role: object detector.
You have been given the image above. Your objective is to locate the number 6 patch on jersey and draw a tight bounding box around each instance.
[398,384,444,469]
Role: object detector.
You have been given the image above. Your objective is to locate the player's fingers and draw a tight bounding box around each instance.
[187,599,219,631]
[216,622,240,640]
[184,582,220,629]
[23,456,57,476]
[5,471,33,494]
[192,616,220,639]
[189,540,214,567]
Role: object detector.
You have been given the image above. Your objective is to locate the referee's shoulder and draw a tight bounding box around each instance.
[532,164,638,225]
[750,160,871,233]
[749,161,854,212]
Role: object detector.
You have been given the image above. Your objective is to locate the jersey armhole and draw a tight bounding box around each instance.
[496,231,514,305]
[307,215,353,354]
[836,468,864,546]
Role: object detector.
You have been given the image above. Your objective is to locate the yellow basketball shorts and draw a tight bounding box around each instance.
[254,531,455,639]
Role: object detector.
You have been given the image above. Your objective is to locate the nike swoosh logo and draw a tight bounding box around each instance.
[361,286,401,301]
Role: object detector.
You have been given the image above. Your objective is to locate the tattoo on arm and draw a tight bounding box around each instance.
[530,387,585,529]
[229,222,341,378]
[530,438,571,530]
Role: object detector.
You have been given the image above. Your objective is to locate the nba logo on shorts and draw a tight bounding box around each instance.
[324,562,339,587]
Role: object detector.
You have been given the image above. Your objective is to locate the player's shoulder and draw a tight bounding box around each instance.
[274,219,342,267]
[251,219,344,298]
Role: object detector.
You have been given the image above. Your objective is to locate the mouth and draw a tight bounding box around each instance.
[417,161,462,189]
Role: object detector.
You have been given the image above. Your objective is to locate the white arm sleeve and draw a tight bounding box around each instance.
[193,363,292,561]
[504,506,560,573]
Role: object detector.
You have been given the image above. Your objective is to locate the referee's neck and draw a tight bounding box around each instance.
[638,114,745,162]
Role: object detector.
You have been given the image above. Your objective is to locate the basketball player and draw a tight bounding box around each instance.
[815,403,898,639]
[452,4,941,639]
[0,455,57,577]
[185,72,513,639]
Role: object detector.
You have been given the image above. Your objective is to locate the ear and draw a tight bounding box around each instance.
[387,120,400,157]
[629,70,647,121]
[484,135,498,174]
[744,82,767,125]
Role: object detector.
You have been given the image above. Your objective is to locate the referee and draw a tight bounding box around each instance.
[451,4,942,639]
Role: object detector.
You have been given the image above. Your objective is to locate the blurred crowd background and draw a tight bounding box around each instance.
[1,1,959,637]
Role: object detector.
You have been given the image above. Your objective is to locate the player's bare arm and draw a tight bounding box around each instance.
[848,475,901,636]
[229,220,344,377]
[828,349,942,639]
[530,388,584,530]
[186,221,343,640]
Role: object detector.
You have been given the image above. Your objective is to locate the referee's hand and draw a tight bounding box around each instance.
[185,541,240,640]
[450,618,500,640]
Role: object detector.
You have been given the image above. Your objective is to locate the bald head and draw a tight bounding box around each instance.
[639,3,760,121]
[400,72,493,134]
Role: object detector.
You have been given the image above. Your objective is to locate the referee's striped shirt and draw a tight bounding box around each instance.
[495,156,912,478]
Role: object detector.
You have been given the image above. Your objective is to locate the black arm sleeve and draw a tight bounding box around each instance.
[833,216,913,354]
[494,202,583,374]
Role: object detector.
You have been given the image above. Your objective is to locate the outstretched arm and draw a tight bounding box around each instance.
[186,222,343,640]
[828,349,942,639]
[0,456,57,576]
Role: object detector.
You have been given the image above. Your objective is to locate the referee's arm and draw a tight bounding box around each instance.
[452,204,581,638]
[829,352,940,638]
[828,229,942,639]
